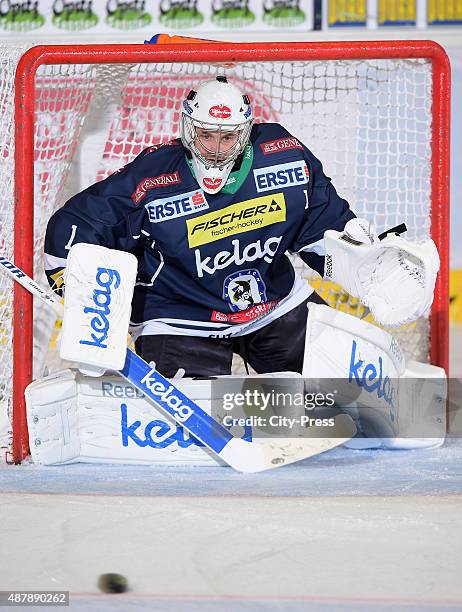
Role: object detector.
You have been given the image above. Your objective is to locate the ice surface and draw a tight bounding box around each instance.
[1,441,462,611]
[1,439,462,497]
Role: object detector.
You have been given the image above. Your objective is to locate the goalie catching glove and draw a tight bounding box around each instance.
[324,218,440,327]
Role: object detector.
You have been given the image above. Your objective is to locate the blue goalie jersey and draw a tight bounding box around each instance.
[44,123,355,339]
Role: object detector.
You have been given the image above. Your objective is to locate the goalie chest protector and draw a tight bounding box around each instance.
[45,123,354,334]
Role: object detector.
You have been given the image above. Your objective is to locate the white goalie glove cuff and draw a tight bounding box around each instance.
[342,217,379,245]
[324,222,440,327]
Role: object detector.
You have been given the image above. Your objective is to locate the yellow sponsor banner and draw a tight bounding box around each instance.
[428,0,462,23]
[187,193,286,248]
[329,0,366,26]
[450,269,462,323]
[378,0,416,24]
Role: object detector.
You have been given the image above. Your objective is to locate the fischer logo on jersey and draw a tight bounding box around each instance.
[195,235,282,278]
[187,194,286,248]
[254,161,309,193]
[132,171,181,204]
[145,189,209,223]
[209,104,232,119]
[260,137,303,155]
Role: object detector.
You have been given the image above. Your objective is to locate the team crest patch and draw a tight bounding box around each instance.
[132,171,181,204]
[223,269,267,312]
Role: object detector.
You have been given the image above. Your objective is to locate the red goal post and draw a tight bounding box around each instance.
[6,40,450,463]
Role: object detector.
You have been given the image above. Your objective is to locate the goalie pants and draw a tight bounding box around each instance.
[135,292,327,377]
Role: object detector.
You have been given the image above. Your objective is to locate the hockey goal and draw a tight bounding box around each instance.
[0,41,450,463]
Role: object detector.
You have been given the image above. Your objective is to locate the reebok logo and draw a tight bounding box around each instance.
[325,254,333,277]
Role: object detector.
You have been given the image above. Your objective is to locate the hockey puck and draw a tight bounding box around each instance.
[229,424,245,438]
[97,573,129,594]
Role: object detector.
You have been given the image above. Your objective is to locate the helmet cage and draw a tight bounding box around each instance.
[181,114,253,169]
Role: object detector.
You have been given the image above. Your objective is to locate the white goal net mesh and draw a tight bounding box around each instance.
[0,44,435,456]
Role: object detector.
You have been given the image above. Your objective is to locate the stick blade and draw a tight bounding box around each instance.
[219,414,357,473]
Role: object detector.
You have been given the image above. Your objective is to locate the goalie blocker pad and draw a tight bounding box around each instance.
[324,229,440,327]
[60,244,138,371]
[303,304,446,449]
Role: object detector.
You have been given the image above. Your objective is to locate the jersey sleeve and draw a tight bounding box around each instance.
[290,148,356,276]
[44,165,139,294]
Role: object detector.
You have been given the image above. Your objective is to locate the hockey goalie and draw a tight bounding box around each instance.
[26,76,446,466]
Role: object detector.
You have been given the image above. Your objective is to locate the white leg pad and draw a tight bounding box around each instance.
[303,304,446,449]
[25,370,305,466]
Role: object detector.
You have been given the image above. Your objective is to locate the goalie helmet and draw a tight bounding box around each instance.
[180,76,254,194]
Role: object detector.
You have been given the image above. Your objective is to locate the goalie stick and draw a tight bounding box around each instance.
[0,254,355,472]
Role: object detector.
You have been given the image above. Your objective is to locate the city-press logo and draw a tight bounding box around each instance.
[349,340,396,408]
[132,171,181,204]
[80,267,120,349]
[260,137,303,155]
[187,193,286,247]
[195,235,283,278]
[254,161,309,193]
[145,189,208,223]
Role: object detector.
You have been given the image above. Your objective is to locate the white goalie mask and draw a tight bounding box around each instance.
[180,76,254,194]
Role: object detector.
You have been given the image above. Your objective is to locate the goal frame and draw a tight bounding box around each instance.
[11,40,450,463]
